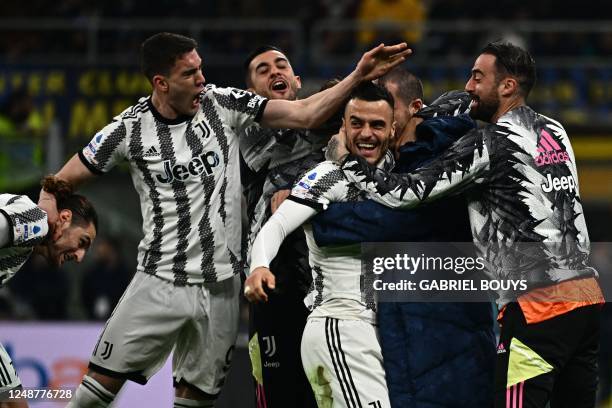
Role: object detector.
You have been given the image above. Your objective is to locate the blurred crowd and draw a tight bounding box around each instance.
[2,0,612,63]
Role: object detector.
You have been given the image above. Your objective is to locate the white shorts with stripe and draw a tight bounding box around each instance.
[0,342,21,394]
[89,272,240,396]
[301,317,390,408]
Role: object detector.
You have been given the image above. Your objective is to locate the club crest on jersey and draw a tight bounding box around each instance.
[535,129,570,167]
[156,151,220,184]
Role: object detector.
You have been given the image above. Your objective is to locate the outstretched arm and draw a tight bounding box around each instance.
[260,43,411,130]
[342,128,492,208]
[245,199,317,302]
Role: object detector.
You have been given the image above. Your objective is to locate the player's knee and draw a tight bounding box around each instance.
[173,396,214,408]
[174,380,217,407]
[87,370,125,395]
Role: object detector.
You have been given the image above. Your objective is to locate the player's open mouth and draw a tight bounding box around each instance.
[356,143,379,157]
[470,96,479,108]
[270,80,288,92]
[62,254,74,265]
[193,94,201,107]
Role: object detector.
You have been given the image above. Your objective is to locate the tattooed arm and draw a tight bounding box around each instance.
[324,127,350,163]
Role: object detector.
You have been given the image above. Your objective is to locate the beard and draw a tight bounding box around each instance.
[469,91,500,123]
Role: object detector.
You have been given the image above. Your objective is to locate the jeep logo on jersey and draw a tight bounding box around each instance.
[541,174,576,194]
[156,151,220,183]
[535,129,570,167]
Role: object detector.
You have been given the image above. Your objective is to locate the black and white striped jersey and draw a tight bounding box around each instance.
[341,106,597,305]
[240,125,327,295]
[283,153,393,322]
[79,84,267,285]
[0,194,49,286]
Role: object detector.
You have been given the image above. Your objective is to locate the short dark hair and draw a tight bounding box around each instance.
[140,32,198,82]
[348,81,394,110]
[481,41,537,98]
[243,45,285,87]
[41,175,98,232]
[378,67,423,105]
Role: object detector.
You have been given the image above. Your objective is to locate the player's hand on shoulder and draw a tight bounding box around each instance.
[325,126,349,163]
[244,267,276,303]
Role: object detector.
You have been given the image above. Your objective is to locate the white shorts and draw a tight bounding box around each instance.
[0,342,21,394]
[89,272,240,395]
[301,317,390,408]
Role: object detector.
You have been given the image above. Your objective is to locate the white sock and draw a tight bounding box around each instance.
[67,375,116,408]
[173,396,215,408]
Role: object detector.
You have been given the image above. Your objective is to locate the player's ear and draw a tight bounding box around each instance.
[51,209,72,241]
[153,74,169,92]
[295,75,302,91]
[410,98,424,115]
[500,77,518,97]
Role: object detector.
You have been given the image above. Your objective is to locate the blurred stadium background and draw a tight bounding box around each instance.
[0,0,611,406]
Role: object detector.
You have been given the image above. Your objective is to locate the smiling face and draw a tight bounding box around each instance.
[156,49,206,117]
[247,50,301,100]
[45,211,96,267]
[465,53,502,123]
[344,98,395,165]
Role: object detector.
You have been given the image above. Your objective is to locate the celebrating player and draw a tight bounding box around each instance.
[1,176,97,408]
[338,41,603,408]
[240,45,326,407]
[39,32,409,408]
[245,82,396,407]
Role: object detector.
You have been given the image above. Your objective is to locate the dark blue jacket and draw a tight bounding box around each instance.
[311,115,496,408]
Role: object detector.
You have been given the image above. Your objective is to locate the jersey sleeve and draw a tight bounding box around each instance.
[79,119,128,175]
[239,124,280,173]
[208,85,268,135]
[341,127,492,209]
[288,161,347,211]
[0,194,48,248]
[249,199,317,273]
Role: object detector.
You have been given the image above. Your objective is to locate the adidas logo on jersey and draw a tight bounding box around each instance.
[535,129,569,167]
[156,151,220,184]
[497,343,506,354]
[144,145,160,158]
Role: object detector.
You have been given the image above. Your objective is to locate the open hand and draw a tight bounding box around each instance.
[356,43,412,82]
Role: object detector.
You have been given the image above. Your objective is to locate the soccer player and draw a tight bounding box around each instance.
[39,32,409,408]
[1,176,97,408]
[311,68,496,407]
[338,41,603,408]
[245,82,396,408]
[241,45,324,407]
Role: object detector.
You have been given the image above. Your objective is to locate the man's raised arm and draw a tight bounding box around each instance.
[260,43,411,129]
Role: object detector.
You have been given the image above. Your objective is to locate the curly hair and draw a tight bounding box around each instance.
[41,175,98,231]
